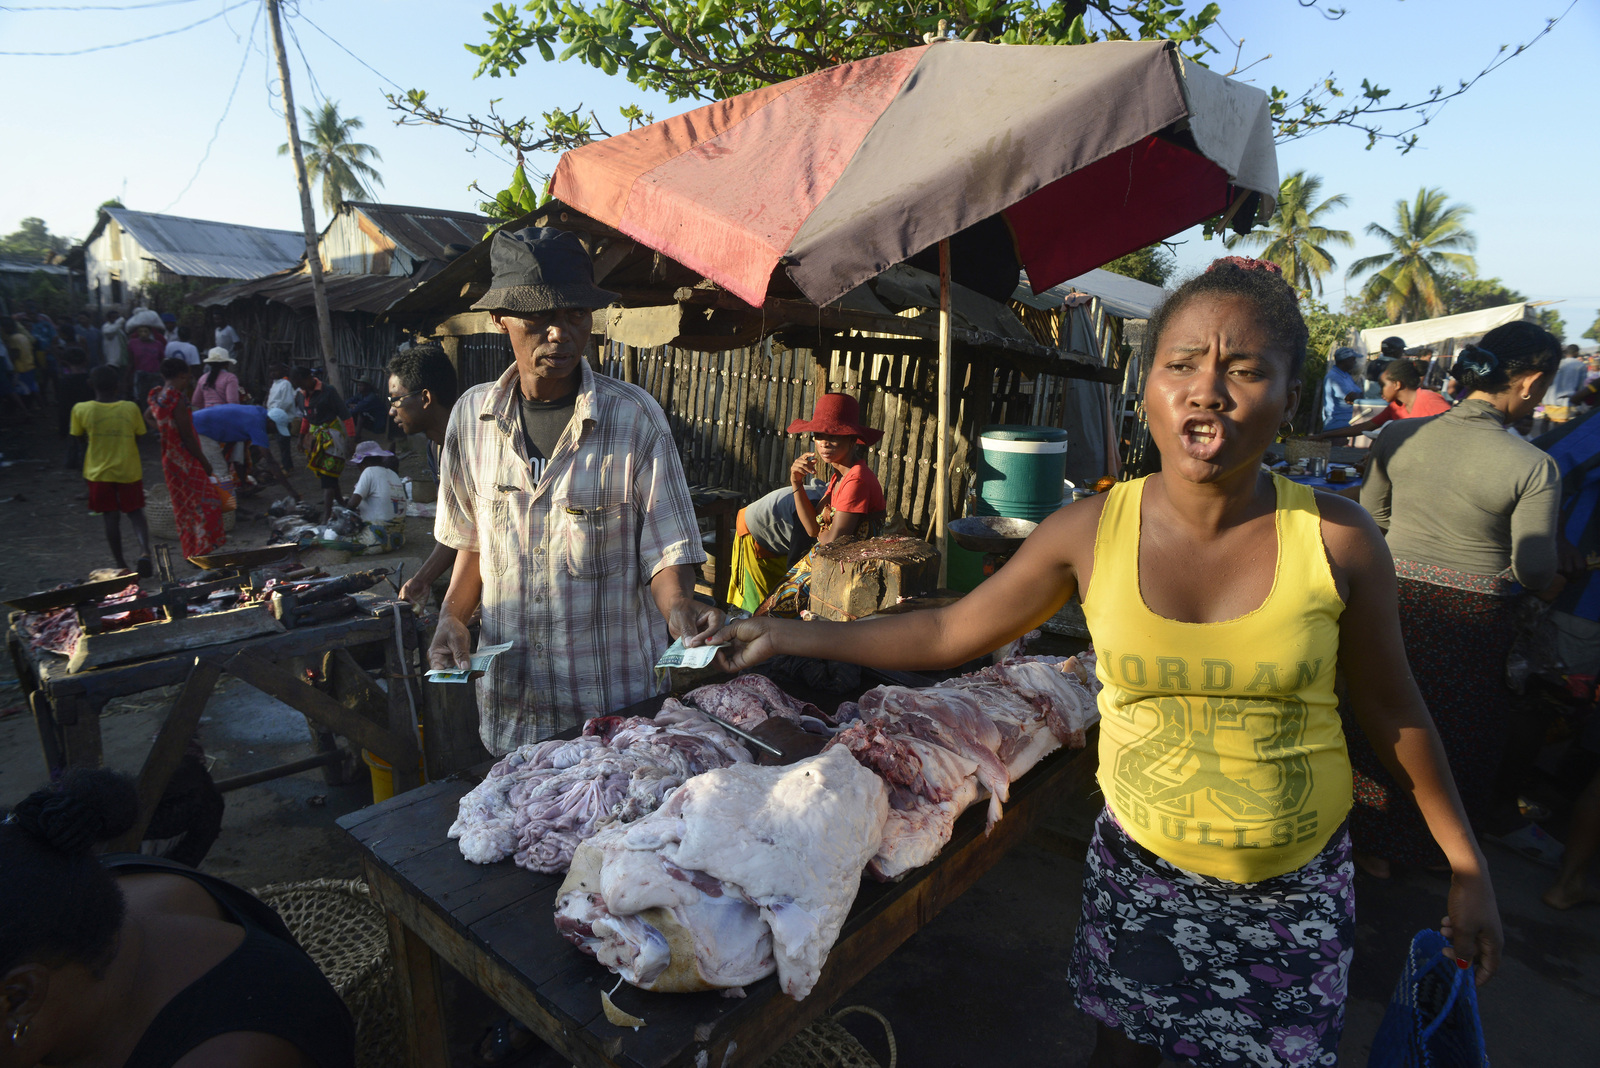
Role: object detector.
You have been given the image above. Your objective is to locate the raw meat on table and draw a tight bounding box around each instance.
[448,702,752,872]
[555,746,888,999]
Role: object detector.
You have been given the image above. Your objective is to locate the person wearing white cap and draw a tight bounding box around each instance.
[192,349,240,410]
[346,441,407,525]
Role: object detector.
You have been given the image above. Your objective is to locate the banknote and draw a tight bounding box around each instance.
[426,640,514,683]
[655,636,724,672]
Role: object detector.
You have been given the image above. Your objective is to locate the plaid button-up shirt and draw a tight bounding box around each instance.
[435,360,705,754]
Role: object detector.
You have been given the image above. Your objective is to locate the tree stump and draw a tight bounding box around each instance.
[807,537,941,622]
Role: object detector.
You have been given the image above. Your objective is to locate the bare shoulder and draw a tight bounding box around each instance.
[1314,490,1389,572]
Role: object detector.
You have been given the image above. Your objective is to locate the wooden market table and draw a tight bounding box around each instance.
[340,695,1098,1068]
[6,599,485,848]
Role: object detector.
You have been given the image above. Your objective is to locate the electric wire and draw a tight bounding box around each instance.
[0,0,253,55]
[158,0,263,212]
[291,6,515,166]
[0,0,203,11]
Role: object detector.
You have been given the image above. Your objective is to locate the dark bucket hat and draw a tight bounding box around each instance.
[470,226,621,315]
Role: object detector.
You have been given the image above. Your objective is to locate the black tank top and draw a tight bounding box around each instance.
[104,855,355,1068]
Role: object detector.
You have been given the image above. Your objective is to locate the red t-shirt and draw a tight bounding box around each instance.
[1371,388,1450,427]
[825,464,886,514]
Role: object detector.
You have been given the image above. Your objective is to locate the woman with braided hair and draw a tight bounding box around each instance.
[0,770,353,1067]
[709,258,1502,1067]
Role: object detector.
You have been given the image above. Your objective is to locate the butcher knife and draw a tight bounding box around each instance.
[697,709,784,758]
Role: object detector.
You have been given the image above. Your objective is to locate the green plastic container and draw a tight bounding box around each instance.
[975,425,1069,522]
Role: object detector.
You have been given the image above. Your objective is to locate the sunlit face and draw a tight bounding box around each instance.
[812,434,856,467]
[386,373,425,435]
[1380,372,1402,404]
[494,307,592,385]
[1143,294,1300,484]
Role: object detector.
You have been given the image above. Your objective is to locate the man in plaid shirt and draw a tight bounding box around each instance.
[430,227,722,753]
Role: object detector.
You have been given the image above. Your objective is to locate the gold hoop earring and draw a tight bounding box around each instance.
[1521,393,1532,401]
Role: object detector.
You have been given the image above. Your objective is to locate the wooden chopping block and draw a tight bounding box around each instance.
[67,603,284,673]
[807,536,941,622]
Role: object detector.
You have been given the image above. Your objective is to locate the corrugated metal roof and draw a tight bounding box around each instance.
[106,207,303,281]
[346,202,488,265]
[198,261,444,315]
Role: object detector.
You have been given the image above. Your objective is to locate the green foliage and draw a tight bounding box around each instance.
[0,217,73,263]
[8,271,77,321]
[278,101,384,219]
[476,161,543,226]
[1584,314,1600,344]
[1346,187,1477,323]
[467,2,1223,103]
[1223,171,1352,296]
[98,198,125,211]
[1100,243,1174,287]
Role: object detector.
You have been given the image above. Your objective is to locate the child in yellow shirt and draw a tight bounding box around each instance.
[70,365,153,575]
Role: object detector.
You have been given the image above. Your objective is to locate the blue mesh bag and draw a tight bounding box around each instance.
[1369,928,1489,1067]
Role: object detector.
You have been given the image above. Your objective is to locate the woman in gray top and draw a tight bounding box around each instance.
[1350,321,1563,877]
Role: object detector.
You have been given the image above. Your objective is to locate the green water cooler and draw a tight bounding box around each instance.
[948,425,1070,591]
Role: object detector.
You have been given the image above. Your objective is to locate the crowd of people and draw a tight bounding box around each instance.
[5,232,1600,1068]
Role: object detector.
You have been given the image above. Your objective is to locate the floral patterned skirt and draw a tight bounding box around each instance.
[1069,807,1354,1068]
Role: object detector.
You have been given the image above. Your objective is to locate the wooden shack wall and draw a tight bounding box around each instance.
[218,302,402,396]
[600,339,1116,536]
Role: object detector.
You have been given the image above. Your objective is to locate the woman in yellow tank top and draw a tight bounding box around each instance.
[712,259,1501,1068]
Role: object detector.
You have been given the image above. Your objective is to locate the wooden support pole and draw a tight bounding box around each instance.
[266,0,341,393]
[936,237,952,589]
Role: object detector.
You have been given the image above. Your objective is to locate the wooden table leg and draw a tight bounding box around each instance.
[109,656,223,852]
[29,691,64,775]
[383,608,423,793]
[366,858,451,1068]
[53,693,103,770]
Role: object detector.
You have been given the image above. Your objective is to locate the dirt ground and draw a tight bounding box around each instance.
[4,406,1600,1066]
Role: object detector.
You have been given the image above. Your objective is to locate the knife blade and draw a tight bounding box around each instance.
[697,709,784,758]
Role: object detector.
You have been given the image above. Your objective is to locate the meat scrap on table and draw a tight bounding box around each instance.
[830,652,1101,880]
[555,746,888,1001]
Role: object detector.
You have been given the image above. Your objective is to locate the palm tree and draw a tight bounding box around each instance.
[1346,188,1477,323]
[1224,170,1353,295]
[278,101,384,218]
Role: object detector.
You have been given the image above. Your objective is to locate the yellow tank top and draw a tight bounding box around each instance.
[1081,474,1351,882]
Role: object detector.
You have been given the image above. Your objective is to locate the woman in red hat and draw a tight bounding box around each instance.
[759,393,888,617]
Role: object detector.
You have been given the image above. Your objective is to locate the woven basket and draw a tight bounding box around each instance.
[144,494,235,542]
[763,1006,897,1068]
[252,878,400,1068]
[1283,437,1332,464]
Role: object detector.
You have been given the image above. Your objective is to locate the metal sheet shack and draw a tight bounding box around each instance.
[82,207,303,308]
[196,201,489,390]
[383,203,1152,536]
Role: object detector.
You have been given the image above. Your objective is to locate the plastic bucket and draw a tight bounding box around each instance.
[364,733,425,803]
[975,425,1070,522]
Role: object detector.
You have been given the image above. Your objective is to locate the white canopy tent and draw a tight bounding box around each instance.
[1015,268,1168,320]
[1357,303,1530,356]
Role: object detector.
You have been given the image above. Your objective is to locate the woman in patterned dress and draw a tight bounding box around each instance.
[147,357,224,558]
[714,260,1503,1067]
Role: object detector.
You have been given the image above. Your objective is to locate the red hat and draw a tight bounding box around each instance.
[787,393,883,445]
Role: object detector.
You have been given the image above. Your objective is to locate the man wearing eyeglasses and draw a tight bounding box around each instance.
[386,343,459,607]
[429,227,721,755]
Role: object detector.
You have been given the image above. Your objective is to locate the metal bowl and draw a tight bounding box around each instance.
[948,516,1039,554]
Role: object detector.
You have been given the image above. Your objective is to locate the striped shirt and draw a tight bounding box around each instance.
[435,360,705,754]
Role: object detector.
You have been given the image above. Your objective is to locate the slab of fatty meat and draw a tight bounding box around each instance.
[554,746,889,1000]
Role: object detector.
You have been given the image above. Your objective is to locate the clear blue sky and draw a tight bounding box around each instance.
[2,0,1594,339]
